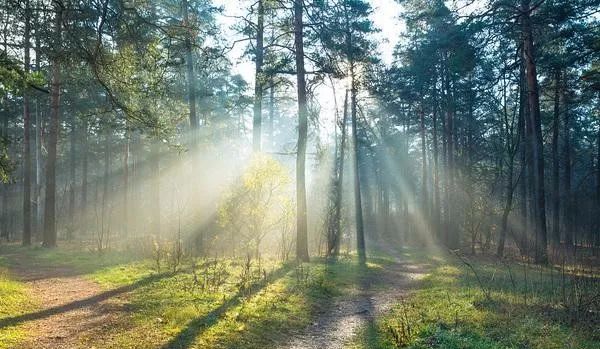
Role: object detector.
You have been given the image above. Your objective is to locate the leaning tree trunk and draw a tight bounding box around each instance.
[43,3,62,248]
[293,0,309,262]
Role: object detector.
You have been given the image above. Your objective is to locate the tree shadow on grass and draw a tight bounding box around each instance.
[0,271,173,329]
[161,264,293,349]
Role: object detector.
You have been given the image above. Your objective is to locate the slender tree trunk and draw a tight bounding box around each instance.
[419,103,428,224]
[80,118,88,234]
[43,3,62,248]
[34,6,43,241]
[183,0,198,133]
[293,0,309,262]
[101,129,111,248]
[268,79,275,149]
[252,0,264,152]
[67,114,76,240]
[562,80,573,247]
[22,0,32,246]
[123,123,129,238]
[498,74,516,257]
[551,69,560,247]
[522,0,548,263]
[328,90,348,257]
[498,155,515,257]
[150,141,161,238]
[596,119,600,249]
[350,63,366,263]
[432,88,440,239]
[2,105,8,240]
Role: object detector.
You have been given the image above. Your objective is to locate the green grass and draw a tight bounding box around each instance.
[0,262,36,348]
[81,255,389,348]
[0,244,393,348]
[348,253,600,349]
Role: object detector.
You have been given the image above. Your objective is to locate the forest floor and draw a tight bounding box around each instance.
[279,255,430,349]
[348,251,600,349]
[0,243,434,349]
[2,250,129,349]
[1,244,597,349]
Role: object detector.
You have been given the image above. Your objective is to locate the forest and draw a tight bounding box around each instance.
[0,0,599,348]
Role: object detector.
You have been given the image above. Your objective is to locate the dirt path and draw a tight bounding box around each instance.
[280,259,430,349]
[4,254,129,349]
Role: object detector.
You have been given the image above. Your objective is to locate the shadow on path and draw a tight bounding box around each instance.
[0,272,172,329]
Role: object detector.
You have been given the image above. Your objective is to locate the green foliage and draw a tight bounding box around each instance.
[218,154,292,255]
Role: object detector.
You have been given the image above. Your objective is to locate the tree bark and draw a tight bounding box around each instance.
[293,0,309,262]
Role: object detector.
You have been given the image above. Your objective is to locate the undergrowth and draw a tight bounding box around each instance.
[349,254,600,349]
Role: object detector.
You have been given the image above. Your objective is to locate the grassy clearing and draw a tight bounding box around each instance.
[0,244,393,348]
[82,255,390,348]
[348,253,600,349]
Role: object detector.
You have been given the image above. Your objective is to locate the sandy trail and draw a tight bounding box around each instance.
[281,259,430,349]
[3,253,129,349]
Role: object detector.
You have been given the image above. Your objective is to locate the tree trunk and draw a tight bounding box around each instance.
[67,114,76,240]
[432,88,440,239]
[252,0,264,153]
[183,0,198,133]
[350,63,366,263]
[80,118,88,234]
[123,123,129,238]
[43,3,62,248]
[150,141,161,238]
[551,69,560,247]
[419,103,428,224]
[22,0,32,246]
[293,0,309,262]
[562,78,572,247]
[522,0,548,263]
[327,90,348,257]
[34,6,43,241]
[268,79,275,149]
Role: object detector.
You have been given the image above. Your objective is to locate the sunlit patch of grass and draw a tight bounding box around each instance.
[76,254,382,348]
[0,265,36,349]
[348,254,600,349]
[0,244,142,276]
